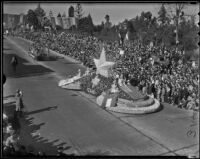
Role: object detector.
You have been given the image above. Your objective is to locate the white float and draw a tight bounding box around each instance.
[106,98,160,114]
[58,69,81,87]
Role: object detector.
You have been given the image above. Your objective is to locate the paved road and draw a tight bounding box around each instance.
[3,36,199,156]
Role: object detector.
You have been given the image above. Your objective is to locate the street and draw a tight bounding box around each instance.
[3,36,199,156]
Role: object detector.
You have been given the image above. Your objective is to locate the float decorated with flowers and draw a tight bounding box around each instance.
[58,47,161,114]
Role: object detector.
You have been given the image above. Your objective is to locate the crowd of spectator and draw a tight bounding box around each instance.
[15,30,199,111]
[119,43,199,111]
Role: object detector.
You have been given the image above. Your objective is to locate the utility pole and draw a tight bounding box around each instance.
[175,4,179,51]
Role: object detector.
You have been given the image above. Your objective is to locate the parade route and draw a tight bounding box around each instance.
[3,36,199,156]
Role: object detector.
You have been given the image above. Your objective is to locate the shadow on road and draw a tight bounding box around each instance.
[3,48,12,51]
[4,94,15,99]
[18,116,74,155]
[25,106,58,115]
[3,101,16,118]
[3,53,53,78]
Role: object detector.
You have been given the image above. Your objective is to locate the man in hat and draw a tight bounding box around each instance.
[15,89,24,118]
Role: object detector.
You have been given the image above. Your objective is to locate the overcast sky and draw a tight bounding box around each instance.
[3,2,199,25]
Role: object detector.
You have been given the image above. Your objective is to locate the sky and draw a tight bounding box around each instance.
[3,2,199,25]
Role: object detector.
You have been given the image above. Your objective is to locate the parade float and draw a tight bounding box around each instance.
[59,47,161,114]
[58,69,83,90]
[28,42,58,61]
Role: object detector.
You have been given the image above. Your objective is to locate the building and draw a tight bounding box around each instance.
[55,13,63,28]
[50,8,77,30]
[3,13,20,29]
[68,6,75,17]
[62,12,71,29]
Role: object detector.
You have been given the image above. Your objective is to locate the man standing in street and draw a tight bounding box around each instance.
[10,56,18,73]
[15,89,24,118]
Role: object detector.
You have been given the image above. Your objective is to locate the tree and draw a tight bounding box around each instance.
[101,21,104,28]
[158,4,170,25]
[75,3,84,29]
[33,3,46,30]
[34,3,46,23]
[105,15,110,22]
[78,15,94,34]
[127,21,137,41]
[131,11,158,45]
[157,4,171,46]
[57,13,61,17]
[94,24,103,33]
[75,3,84,19]
[87,14,94,34]
[167,3,198,51]
[26,9,39,30]
[42,17,52,28]
[179,18,198,51]
[34,3,45,17]
[167,3,186,46]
